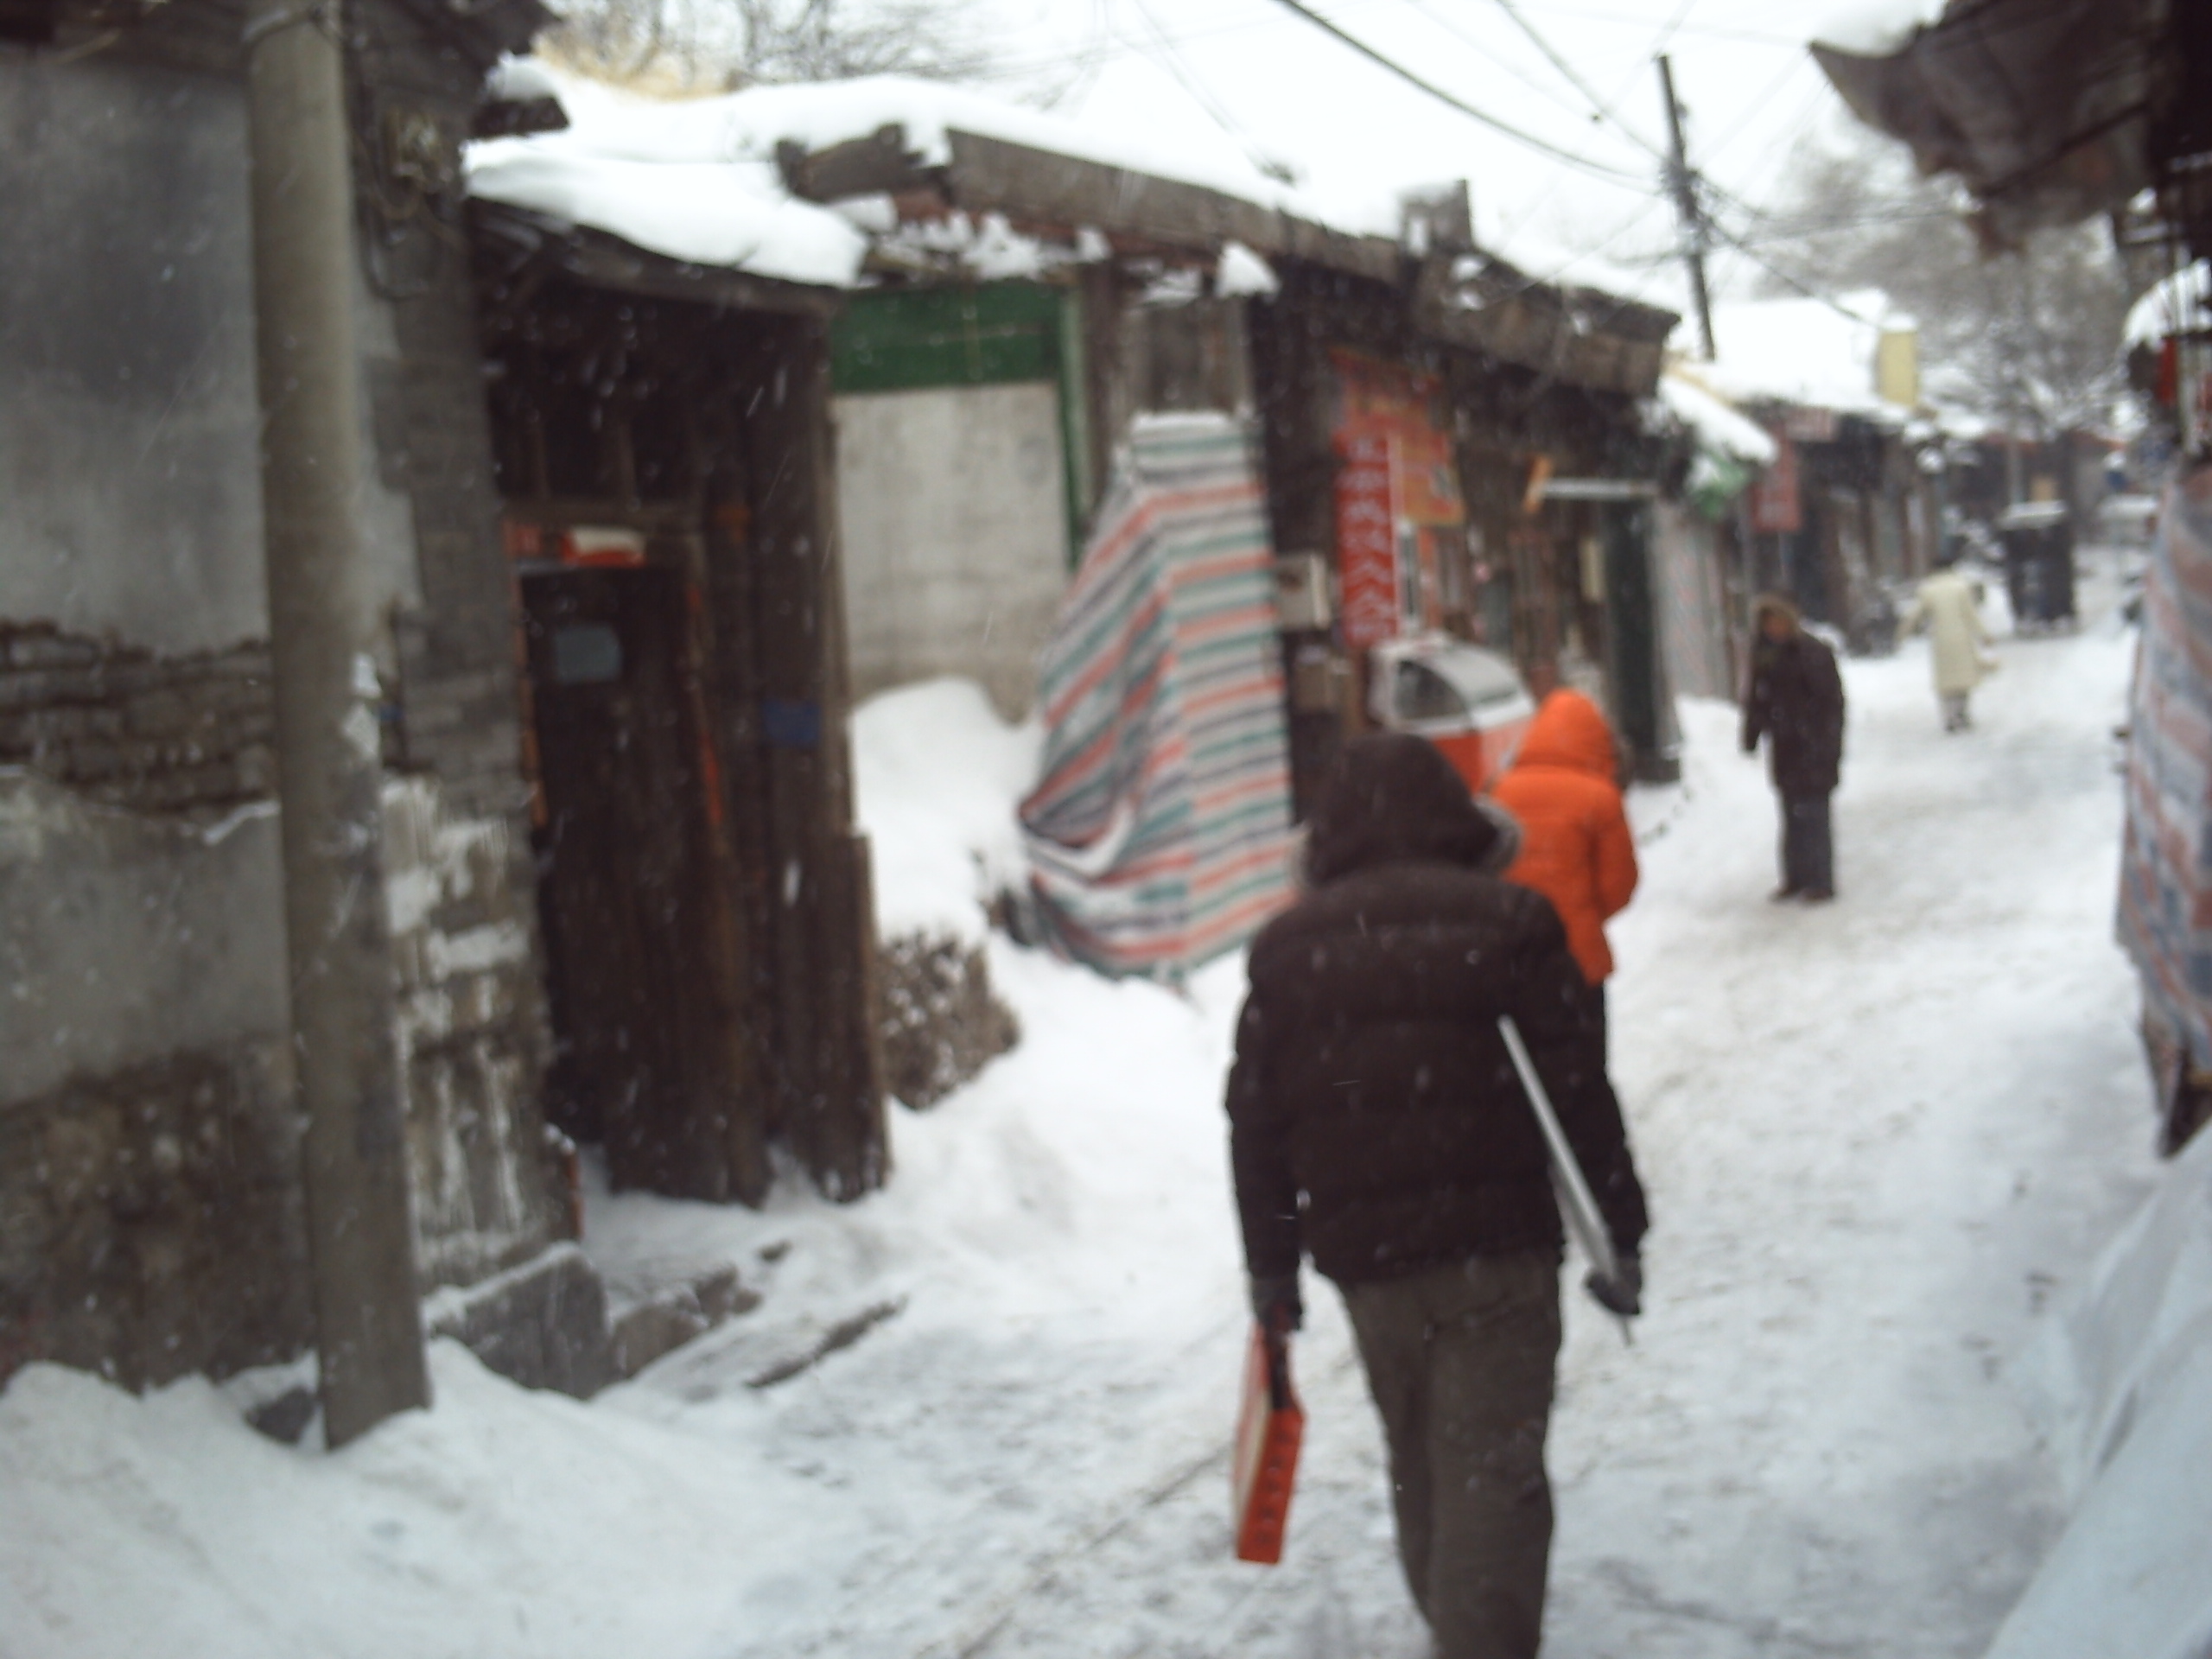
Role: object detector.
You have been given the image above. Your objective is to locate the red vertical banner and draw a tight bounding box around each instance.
[1749,435,1802,533]
[1334,430,1400,648]
[1330,349,1466,647]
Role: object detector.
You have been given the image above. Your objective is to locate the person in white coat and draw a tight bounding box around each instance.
[1904,553,1995,732]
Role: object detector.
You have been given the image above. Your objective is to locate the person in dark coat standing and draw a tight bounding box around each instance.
[1742,594,1846,901]
[1226,733,1649,1659]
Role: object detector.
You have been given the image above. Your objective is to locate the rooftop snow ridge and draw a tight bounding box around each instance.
[467,62,1395,289]
[466,60,1677,393]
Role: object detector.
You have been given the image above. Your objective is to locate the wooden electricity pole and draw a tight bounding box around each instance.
[1658,54,1718,362]
[242,0,430,1447]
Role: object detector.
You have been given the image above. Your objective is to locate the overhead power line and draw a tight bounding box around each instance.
[1489,0,1666,162]
[1257,0,1649,185]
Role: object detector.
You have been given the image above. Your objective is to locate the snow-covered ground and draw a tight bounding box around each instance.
[0,564,2177,1658]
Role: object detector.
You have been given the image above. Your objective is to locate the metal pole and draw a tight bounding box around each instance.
[1497,1017,1633,1343]
[1658,54,1718,362]
[242,0,430,1446]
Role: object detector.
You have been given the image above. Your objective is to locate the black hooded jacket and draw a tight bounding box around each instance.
[1742,630,1845,797]
[1225,734,1649,1287]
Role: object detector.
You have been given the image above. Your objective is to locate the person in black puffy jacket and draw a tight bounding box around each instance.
[1742,594,1846,901]
[1225,731,1649,1659]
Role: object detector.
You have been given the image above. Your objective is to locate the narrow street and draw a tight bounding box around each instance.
[0,578,2164,1659]
[601,572,2161,1658]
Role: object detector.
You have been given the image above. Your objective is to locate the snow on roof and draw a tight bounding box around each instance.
[2123,260,2209,351]
[468,150,870,286]
[1655,369,1778,466]
[467,61,1395,290]
[1810,0,1944,55]
[1700,293,1910,420]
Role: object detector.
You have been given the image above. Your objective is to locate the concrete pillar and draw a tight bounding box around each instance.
[242,0,429,1446]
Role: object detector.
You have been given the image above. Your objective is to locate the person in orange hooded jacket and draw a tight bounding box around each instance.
[1490,689,1638,1047]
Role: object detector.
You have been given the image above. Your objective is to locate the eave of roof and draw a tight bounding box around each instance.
[779,123,1675,396]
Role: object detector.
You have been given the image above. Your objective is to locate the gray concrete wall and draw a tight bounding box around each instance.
[0,40,564,1387]
[835,382,1071,719]
[0,54,265,653]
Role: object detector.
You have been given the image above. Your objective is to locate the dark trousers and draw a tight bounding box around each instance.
[1780,791,1834,894]
[1341,1250,1562,1659]
[1578,978,1609,1062]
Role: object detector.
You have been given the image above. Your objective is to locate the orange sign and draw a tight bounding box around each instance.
[1330,350,1467,645]
[1334,430,1399,648]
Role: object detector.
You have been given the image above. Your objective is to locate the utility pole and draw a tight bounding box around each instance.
[1658,54,1718,361]
[242,0,430,1447]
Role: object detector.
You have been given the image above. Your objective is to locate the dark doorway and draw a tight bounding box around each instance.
[520,563,754,1200]
[474,244,886,1207]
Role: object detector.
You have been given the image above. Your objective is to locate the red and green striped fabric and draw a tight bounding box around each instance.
[2120,464,2212,1059]
[1020,414,1297,976]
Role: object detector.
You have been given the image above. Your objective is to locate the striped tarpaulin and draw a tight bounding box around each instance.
[2120,463,2212,1058]
[1020,413,1297,976]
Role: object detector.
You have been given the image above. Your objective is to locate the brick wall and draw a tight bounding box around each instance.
[0,622,273,815]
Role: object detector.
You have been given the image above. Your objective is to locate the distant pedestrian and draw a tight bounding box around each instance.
[1902,552,1995,732]
[1491,690,1638,1049]
[1742,595,1845,903]
[1226,734,1649,1659]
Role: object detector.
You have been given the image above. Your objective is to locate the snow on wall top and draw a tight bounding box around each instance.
[1656,370,1779,466]
[1700,293,1910,420]
[467,61,1393,290]
[2124,260,2209,352]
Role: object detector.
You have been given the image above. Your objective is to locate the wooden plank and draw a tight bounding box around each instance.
[473,204,843,320]
[741,316,886,1200]
[777,126,936,203]
[1412,256,1674,397]
[941,130,1403,284]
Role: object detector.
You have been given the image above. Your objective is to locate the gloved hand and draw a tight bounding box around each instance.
[1586,1253,1643,1318]
[1249,1272,1303,1334]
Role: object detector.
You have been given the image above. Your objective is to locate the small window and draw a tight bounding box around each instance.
[551,623,623,685]
[1393,660,1465,723]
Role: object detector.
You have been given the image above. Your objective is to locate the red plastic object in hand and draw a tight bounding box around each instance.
[1232,1323,1306,1565]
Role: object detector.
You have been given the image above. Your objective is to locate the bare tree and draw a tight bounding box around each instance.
[545,0,995,95]
[1746,129,2140,435]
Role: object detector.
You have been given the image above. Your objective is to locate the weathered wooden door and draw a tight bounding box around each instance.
[521,565,753,1199]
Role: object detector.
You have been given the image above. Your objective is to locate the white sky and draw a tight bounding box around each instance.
[972,0,1931,313]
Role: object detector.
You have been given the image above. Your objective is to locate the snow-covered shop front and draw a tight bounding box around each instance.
[478,72,1683,954]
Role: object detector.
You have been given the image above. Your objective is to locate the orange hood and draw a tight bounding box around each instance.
[1510,690,1618,779]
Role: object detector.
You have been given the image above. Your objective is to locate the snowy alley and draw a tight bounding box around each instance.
[0,573,2166,1659]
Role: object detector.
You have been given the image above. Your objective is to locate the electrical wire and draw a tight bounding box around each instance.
[1391,0,1634,136]
[1487,0,1667,162]
[1255,0,1652,184]
[1122,0,1287,180]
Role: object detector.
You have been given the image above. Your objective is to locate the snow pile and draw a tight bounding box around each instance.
[1983,1125,2212,1659]
[851,677,1039,943]
[0,1341,836,1659]
[467,62,1395,289]
[1656,369,1779,465]
[0,665,1253,1659]
[1704,292,1910,417]
[2123,260,2209,351]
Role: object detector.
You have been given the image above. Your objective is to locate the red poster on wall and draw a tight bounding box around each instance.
[1329,350,1468,646]
[1335,430,1399,648]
